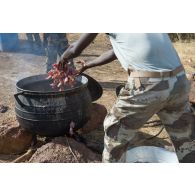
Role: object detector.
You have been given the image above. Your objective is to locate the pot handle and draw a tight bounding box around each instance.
[14,91,26,107]
[14,92,51,109]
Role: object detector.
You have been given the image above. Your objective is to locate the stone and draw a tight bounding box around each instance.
[29,137,101,163]
[0,121,33,154]
[0,105,8,113]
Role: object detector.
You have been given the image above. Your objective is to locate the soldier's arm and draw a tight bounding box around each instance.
[77,49,117,74]
[60,33,98,62]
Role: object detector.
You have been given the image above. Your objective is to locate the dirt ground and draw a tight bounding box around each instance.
[0,34,195,162]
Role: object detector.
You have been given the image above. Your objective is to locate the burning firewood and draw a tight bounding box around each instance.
[69,121,75,136]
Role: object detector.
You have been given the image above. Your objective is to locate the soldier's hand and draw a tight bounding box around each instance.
[57,57,68,70]
[76,60,88,75]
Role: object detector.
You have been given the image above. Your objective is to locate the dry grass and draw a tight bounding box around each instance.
[173,42,195,74]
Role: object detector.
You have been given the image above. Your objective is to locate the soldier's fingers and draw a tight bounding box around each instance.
[76,59,85,63]
[76,60,86,66]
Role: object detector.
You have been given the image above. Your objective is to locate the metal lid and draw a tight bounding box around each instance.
[126,146,179,163]
[81,73,103,102]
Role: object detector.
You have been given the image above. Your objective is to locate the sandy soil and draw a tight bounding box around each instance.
[0,34,195,162]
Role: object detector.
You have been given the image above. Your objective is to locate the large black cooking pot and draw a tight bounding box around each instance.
[14,74,101,137]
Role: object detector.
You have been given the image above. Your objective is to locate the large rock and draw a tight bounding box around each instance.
[81,103,107,133]
[0,122,33,154]
[29,137,101,163]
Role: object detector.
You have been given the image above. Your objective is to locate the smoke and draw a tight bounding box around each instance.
[0,33,46,94]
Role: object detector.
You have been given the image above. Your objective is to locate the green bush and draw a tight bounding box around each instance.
[168,33,195,42]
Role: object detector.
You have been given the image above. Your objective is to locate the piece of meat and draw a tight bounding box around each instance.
[46,62,78,91]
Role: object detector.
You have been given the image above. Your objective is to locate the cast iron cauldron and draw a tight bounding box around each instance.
[14,74,101,137]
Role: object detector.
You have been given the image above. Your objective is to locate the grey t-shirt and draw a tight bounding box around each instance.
[108,33,182,72]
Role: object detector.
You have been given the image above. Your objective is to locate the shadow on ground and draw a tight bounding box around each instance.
[99,80,125,90]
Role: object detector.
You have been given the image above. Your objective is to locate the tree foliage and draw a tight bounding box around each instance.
[168,33,195,42]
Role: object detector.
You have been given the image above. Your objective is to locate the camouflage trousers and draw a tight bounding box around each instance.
[103,71,195,162]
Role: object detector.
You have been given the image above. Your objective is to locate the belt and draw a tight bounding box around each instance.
[127,66,184,78]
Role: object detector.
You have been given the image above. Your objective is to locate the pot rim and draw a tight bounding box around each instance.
[15,74,88,95]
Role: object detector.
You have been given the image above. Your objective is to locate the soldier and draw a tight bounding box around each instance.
[43,33,73,72]
[58,33,195,163]
[26,33,42,54]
